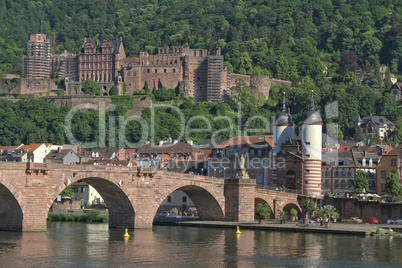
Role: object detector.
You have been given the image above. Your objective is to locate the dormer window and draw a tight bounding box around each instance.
[369,158,373,167]
[362,158,366,167]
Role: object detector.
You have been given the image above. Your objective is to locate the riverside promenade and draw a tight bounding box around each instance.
[155,219,400,236]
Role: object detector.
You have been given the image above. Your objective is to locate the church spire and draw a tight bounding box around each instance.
[310,90,315,110]
[282,92,287,112]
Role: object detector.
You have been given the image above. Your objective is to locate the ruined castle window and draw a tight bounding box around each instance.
[164,69,166,73]
[155,69,157,73]
[173,69,176,73]
[175,60,177,64]
[147,69,150,73]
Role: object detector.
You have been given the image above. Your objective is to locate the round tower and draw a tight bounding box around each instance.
[301,92,322,197]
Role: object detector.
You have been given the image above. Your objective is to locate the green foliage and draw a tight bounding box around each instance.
[290,208,298,217]
[60,186,73,198]
[85,210,100,223]
[321,205,339,221]
[82,79,100,95]
[111,95,135,116]
[354,126,364,142]
[255,203,271,220]
[385,172,402,197]
[109,85,119,96]
[48,212,108,223]
[121,83,127,95]
[392,196,402,203]
[301,199,317,220]
[349,171,369,194]
[154,86,177,102]
[278,210,289,221]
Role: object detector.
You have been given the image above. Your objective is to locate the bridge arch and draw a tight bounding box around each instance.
[74,177,135,228]
[154,177,225,221]
[0,182,23,231]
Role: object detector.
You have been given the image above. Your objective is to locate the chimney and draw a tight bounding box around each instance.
[364,150,367,158]
[187,140,193,145]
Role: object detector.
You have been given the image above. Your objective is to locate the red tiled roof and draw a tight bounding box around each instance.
[18,143,43,152]
[213,136,273,149]
[123,57,139,64]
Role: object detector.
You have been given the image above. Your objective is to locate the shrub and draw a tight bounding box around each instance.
[290,208,298,217]
[255,203,271,220]
[86,210,100,223]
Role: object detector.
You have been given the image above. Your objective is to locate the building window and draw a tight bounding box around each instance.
[334,171,339,177]
[348,171,352,177]
[167,196,171,203]
[381,171,386,179]
[155,69,157,73]
[381,184,386,191]
[173,69,176,72]
[392,159,396,166]
[342,171,346,177]
[334,181,339,188]
[147,69,150,73]
[341,181,346,189]
[305,142,310,145]
[182,196,187,203]
[164,69,167,73]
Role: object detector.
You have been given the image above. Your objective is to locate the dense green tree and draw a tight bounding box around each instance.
[82,79,100,95]
[348,171,369,194]
[385,172,402,197]
[109,85,119,96]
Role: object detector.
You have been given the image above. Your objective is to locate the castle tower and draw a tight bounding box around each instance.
[272,94,294,183]
[22,33,52,79]
[301,92,322,197]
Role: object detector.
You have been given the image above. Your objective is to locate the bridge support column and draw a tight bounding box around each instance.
[273,198,285,219]
[224,178,256,222]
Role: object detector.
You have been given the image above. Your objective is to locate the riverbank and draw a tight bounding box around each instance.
[155,219,402,236]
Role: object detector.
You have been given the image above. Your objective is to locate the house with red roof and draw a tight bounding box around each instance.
[5,143,52,163]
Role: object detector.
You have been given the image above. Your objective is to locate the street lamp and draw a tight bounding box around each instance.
[201,168,204,175]
[214,168,216,177]
[224,167,226,179]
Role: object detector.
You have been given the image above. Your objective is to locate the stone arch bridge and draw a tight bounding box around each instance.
[0,162,301,231]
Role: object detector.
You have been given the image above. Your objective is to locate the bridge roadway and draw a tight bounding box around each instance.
[0,162,300,231]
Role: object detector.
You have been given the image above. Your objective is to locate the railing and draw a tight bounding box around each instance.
[255,184,302,195]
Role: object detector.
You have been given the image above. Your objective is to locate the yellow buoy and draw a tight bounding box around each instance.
[124,228,130,238]
[236,226,241,234]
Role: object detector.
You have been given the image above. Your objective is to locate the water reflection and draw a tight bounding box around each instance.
[0,223,401,267]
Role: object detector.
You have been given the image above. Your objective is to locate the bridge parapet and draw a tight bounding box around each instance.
[26,163,50,174]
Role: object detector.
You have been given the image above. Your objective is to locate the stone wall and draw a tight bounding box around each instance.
[323,197,402,220]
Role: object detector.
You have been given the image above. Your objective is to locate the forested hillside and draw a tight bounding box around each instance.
[1,0,402,145]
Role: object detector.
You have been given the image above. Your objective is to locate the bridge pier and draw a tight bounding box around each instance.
[224,178,256,222]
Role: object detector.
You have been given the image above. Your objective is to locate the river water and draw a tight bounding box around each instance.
[1,222,401,267]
